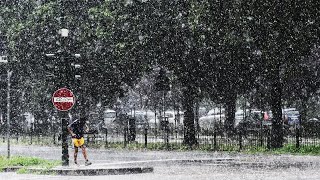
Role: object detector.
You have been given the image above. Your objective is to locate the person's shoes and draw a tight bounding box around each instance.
[74,161,79,166]
[85,160,92,166]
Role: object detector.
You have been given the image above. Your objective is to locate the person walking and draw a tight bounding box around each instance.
[68,116,92,166]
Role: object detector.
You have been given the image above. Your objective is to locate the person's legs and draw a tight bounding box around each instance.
[74,147,79,164]
[72,138,80,165]
[78,137,91,166]
[80,145,92,165]
[80,145,88,161]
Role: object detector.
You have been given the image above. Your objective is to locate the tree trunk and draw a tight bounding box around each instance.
[270,65,283,148]
[183,87,197,146]
[224,93,237,135]
[299,95,308,127]
[194,100,200,135]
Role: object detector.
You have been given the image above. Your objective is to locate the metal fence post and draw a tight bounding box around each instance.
[165,118,169,149]
[239,129,242,151]
[213,127,217,151]
[124,126,127,148]
[267,128,271,149]
[30,130,33,145]
[295,126,300,149]
[260,118,263,147]
[105,128,108,148]
[144,127,148,148]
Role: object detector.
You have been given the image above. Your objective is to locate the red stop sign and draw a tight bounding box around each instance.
[52,88,75,111]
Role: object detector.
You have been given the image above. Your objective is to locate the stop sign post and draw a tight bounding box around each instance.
[52,88,75,111]
[52,87,75,166]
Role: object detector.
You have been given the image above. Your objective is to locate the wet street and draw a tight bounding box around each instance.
[1,163,320,180]
[1,144,320,179]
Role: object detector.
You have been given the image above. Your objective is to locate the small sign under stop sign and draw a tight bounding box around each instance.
[52,88,75,111]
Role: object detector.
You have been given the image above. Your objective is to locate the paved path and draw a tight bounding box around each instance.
[1,144,320,165]
[0,144,239,164]
[1,165,320,180]
[1,144,320,179]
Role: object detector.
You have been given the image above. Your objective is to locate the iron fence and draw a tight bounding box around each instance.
[1,123,319,151]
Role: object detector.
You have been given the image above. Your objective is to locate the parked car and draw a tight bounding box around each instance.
[304,118,320,133]
[133,111,149,129]
[103,109,116,128]
[234,110,264,130]
[282,108,300,126]
[307,118,319,122]
[148,116,159,129]
[164,110,184,125]
[87,111,104,134]
[198,108,225,129]
[130,110,156,129]
[262,111,273,127]
[234,110,247,128]
[147,110,184,130]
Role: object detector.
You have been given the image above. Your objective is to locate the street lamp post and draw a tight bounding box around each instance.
[46,28,82,166]
[0,55,12,159]
[6,68,12,159]
[60,28,70,167]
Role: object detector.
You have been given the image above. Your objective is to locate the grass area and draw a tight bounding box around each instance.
[0,156,61,174]
[102,141,320,155]
[1,136,320,156]
[272,144,320,155]
[244,144,320,155]
[0,136,60,147]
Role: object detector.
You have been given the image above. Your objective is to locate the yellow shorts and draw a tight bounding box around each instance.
[72,137,84,147]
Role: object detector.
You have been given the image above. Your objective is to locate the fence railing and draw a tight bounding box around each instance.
[1,124,319,150]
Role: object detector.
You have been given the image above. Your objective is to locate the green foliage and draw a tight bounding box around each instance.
[273,144,320,155]
[16,168,28,174]
[1,0,320,147]
[244,144,320,155]
[0,156,60,172]
[244,146,270,154]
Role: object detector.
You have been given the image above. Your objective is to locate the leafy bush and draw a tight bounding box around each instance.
[0,156,60,172]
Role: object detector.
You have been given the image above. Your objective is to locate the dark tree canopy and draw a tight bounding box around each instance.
[1,0,320,147]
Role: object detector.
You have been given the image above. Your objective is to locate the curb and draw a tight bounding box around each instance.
[43,166,153,176]
[3,166,154,176]
[95,158,236,166]
[3,158,319,176]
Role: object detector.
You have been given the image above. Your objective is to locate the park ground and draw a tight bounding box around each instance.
[1,144,320,180]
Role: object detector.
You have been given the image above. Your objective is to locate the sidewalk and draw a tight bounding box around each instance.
[4,155,320,176]
[1,145,320,176]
